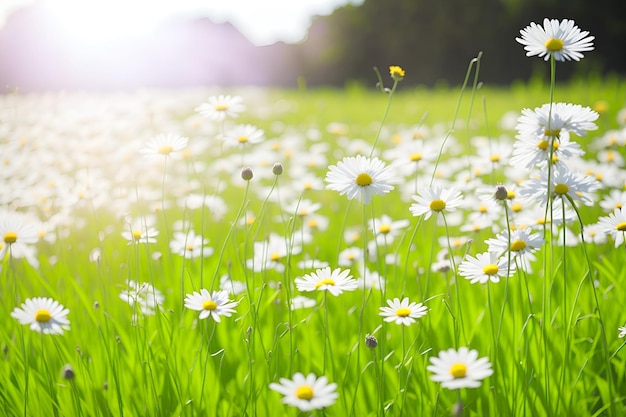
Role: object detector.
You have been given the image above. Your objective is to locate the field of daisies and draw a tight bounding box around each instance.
[2,18,626,417]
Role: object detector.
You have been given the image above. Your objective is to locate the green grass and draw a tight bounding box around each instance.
[2,73,626,417]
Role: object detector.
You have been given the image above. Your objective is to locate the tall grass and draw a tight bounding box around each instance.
[1,66,626,417]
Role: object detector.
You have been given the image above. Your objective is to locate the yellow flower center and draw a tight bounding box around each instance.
[35,309,52,323]
[544,129,561,139]
[270,252,281,261]
[490,154,500,163]
[616,203,623,209]
[429,199,446,212]
[3,231,17,244]
[450,363,467,378]
[545,38,564,51]
[237,136,248,143]
[554,183,569,195]
[202,300,217,310]
[379,225,391,234]
[157,145,173,155]
[296,385,314,400]
[215,104,228,111]
[537,140,549,150]
[132,230,143,240]
[510,239,527,252]
[396,307,411,317]
[410,153,422,162]
[186,244,195,251]
[356,173,373,186]
[483,264,499,275]
[315,278,336,289]
[616,222,626,232]
[307,219,319,228]
[507,190,516,199]
[478,204,488,213]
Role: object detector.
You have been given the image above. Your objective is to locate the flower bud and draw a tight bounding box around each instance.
[241,167,254,181]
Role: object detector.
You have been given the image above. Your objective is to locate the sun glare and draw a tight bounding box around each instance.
[44,0,166,44]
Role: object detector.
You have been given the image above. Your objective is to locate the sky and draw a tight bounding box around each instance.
[0,0,361,46]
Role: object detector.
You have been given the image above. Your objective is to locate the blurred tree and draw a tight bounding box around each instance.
[294,0,625,87]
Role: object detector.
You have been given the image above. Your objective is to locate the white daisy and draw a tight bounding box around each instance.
[222,124,265,148]
[427,347,493,389]
[169,230,213,259]
[596,208,626,247]
[194,95,245,121]
[119,280,164,316]
[516,18,594,62]
[486,228,544,258]
[325,155,397,204]
[295,267,358,296]
[184,289,239,322]
[369,214,410,245]
[139,133,188,160]
[458,251,515,284]
[409,184,464,220]
[11,297,70,335]
[518,165,599,207]
[269,372,338,412]
[379,297,428,326]
[0,212,40,268]
[516,102,598,140]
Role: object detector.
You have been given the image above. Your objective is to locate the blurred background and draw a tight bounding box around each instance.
[0,0,624,92]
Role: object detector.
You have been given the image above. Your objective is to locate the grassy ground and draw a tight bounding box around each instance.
[1,75,626,416]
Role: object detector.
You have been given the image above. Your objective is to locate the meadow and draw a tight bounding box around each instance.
[2,37,626,416]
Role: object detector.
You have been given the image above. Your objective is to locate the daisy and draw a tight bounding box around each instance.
[516,102,598,140]
[119,280,164,316]
[518,165,599,207]
[184,289,239,322]
[409,184,464,220]
[458,251,515,284]
[194,95,245,121]
[139,133,188,160]
[325,155,397,204]
[222,124,265,148]
[122,217,159,245]
[246,233,301,273]
[338,246,363,266]
[11,297,70,335]
[295,267,358,296]
[596,208,626,247]
[169,230,213,259]
[486,228,544,258]
[427,347,493,389]
[369,214,410,245]
[269,372,338,412]
[0,212,40,268]
[599,189,626,212]
[516,18,594,62]
[379,297,428,326]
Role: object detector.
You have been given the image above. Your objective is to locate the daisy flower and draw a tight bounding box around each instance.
[194,95,245,121]
[0,212,40,268]
[369,214,410,245]
[596,208,626,247]
[486,228,544,258]
[295,267,358,296]
[269,372,338,412]
[379,297,428,326]
[516,18,594,62]
[518,165,599,207]
[427,347,493,389]
[139,133,188,160]
[516,102,598,140]
[119,280,164,316]
[458,251,515,284]
[11,297,70,335]
[122,217,159,245]
[409,184,464,220]
[222,124,265,148]
[169,230,213,259]
[184,289,239,322]
[325,155,397,204]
